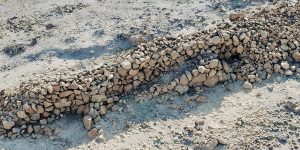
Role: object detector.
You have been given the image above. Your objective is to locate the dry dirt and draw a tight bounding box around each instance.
[0,0,300,150]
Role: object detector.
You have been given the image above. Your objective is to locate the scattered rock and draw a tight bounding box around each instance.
[83,115,92,130]
[87,128,99,139]
[243,81,252,89]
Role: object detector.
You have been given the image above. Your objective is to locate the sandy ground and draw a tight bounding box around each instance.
[2,0,300,150]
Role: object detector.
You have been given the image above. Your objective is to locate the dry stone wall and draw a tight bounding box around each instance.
[1,2,300,139]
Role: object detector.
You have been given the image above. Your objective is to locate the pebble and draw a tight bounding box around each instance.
[260,30,268,39]
[209,59,219,68]
[83,115,92,130]
[198,66,206,73]
[281,61,290,70]
[2,121,15,130]
[236,44,244,53]
[121,60,132,70]
[212,36,221,45]
[292,52,300,62]
[16,111,27,119]
[87,128,99,139]
[243,81,253,89]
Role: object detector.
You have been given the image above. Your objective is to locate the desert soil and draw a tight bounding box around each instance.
[0,0,299,150]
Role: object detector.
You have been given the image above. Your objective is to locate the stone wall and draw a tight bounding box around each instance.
[1,2,300,139]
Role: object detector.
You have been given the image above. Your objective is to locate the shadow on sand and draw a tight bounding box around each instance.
[25,34,136,61]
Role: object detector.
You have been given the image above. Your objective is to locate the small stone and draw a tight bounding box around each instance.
[285,70,293,76]
[281,61,290,70]
[192,74,206,83]
[243,81,252,89]
[83,115,92,130]
[192,69,199,76]
[30,113,40,121]
[185,71,192,81]
[27,105,37,114]
[223,62,232,73]
[2,120,15,130]
[196,96,207,103]
[87,128,99,139]
[204,76,219,87]
[257,70,267,80]
[17,111,27,119]
[95,135,106,143]
[186,49,194,56]
[68,83,79,90]
[121,60,132,70]
[53,128,61,136]
[205,139,218,150]
[197,41,205,48]
[59,91,73,98]
[179,74,189,86]
[99,106,107,116]
[43,101,52,108]
[33,125,41,133]
[209,59,219,68]
[175,85,189,95]
[212,36,221,45]
[27,125,33,134]
[217,137,227,145]
[47,85,54,93]
[12,127,20,134]
[198,66,206,73]
[232,36,239,46]
[40,119,47,125]
[208,69,216,77]
[129,69,139,76]
[239,33,247,40]
[292,52,300,62]
[170,51,180,60]
[236,44,244,53]
[117,67,128,77]
[3,89,16,97]
[91,95,107,102]
[43,127,52,136]
[54,98,71,108]
[260,30,268,39]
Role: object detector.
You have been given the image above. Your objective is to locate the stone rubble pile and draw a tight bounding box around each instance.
[1,2,300,139]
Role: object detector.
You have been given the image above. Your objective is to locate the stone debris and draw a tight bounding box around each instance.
[1,2,300,139]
